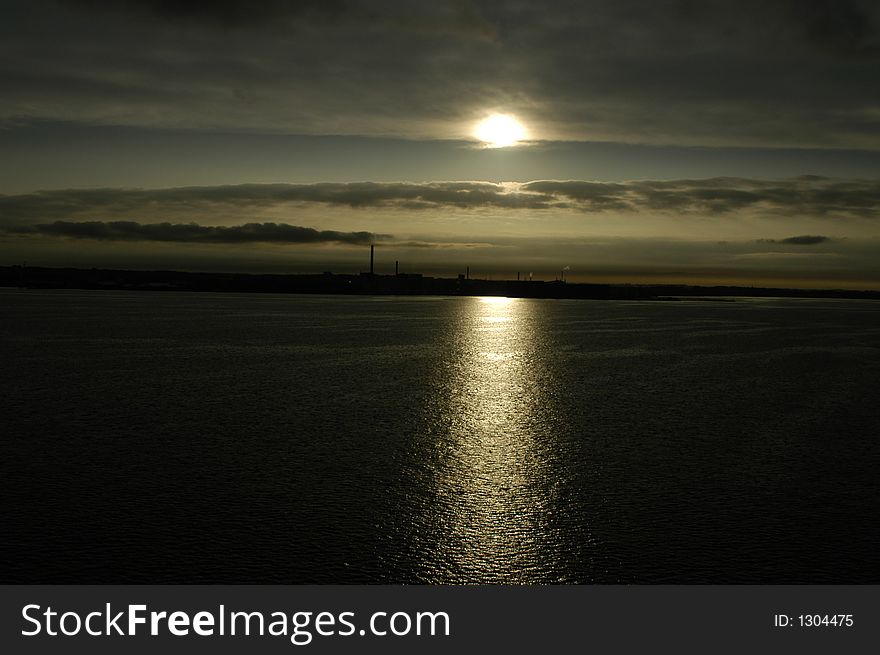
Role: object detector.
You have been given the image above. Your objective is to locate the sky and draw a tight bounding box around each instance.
[2,0,880,287]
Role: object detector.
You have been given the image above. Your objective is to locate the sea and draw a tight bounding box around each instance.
[1,289,879,583]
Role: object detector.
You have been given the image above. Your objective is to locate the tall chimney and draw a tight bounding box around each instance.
[395,260,399,275]
[370,244,374,275]
[466,266,469,280]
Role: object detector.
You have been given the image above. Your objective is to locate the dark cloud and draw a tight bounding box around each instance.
[66,0,494,35]
[526,177,880,217]
[67,0,355,29]
[2,0,879,147]
[0,182,554,221]
[797,0,879,56]
[516,181,631,211]
[758,235,832,245]
[2,177,879,221]
[6,220,383,245]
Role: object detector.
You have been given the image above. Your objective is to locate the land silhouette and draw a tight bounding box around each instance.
[3,265,878,301]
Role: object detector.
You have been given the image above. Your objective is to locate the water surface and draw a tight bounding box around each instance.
[2,290,878,583]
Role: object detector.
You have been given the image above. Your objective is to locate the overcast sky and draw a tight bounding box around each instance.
[2,0,879,286]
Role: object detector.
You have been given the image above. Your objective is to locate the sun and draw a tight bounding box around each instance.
[475,114,527,148]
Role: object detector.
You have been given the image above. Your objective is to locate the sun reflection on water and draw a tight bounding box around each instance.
[426,296,565,583]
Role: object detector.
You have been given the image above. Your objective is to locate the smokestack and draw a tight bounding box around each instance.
[466,266,469,280]
[395,260,399,275]
[370,244,374,275]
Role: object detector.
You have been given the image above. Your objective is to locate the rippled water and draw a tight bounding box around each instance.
[2,290,879,583]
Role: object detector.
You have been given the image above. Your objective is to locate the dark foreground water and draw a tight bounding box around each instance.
[1,289,879,583]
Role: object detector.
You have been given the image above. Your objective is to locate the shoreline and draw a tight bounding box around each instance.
[2,265,878,301]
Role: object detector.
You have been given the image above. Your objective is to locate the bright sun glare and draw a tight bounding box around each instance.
[475,114,527,148]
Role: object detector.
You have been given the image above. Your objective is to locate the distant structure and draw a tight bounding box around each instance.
[395,260,399,276]
[370,244,374,275]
